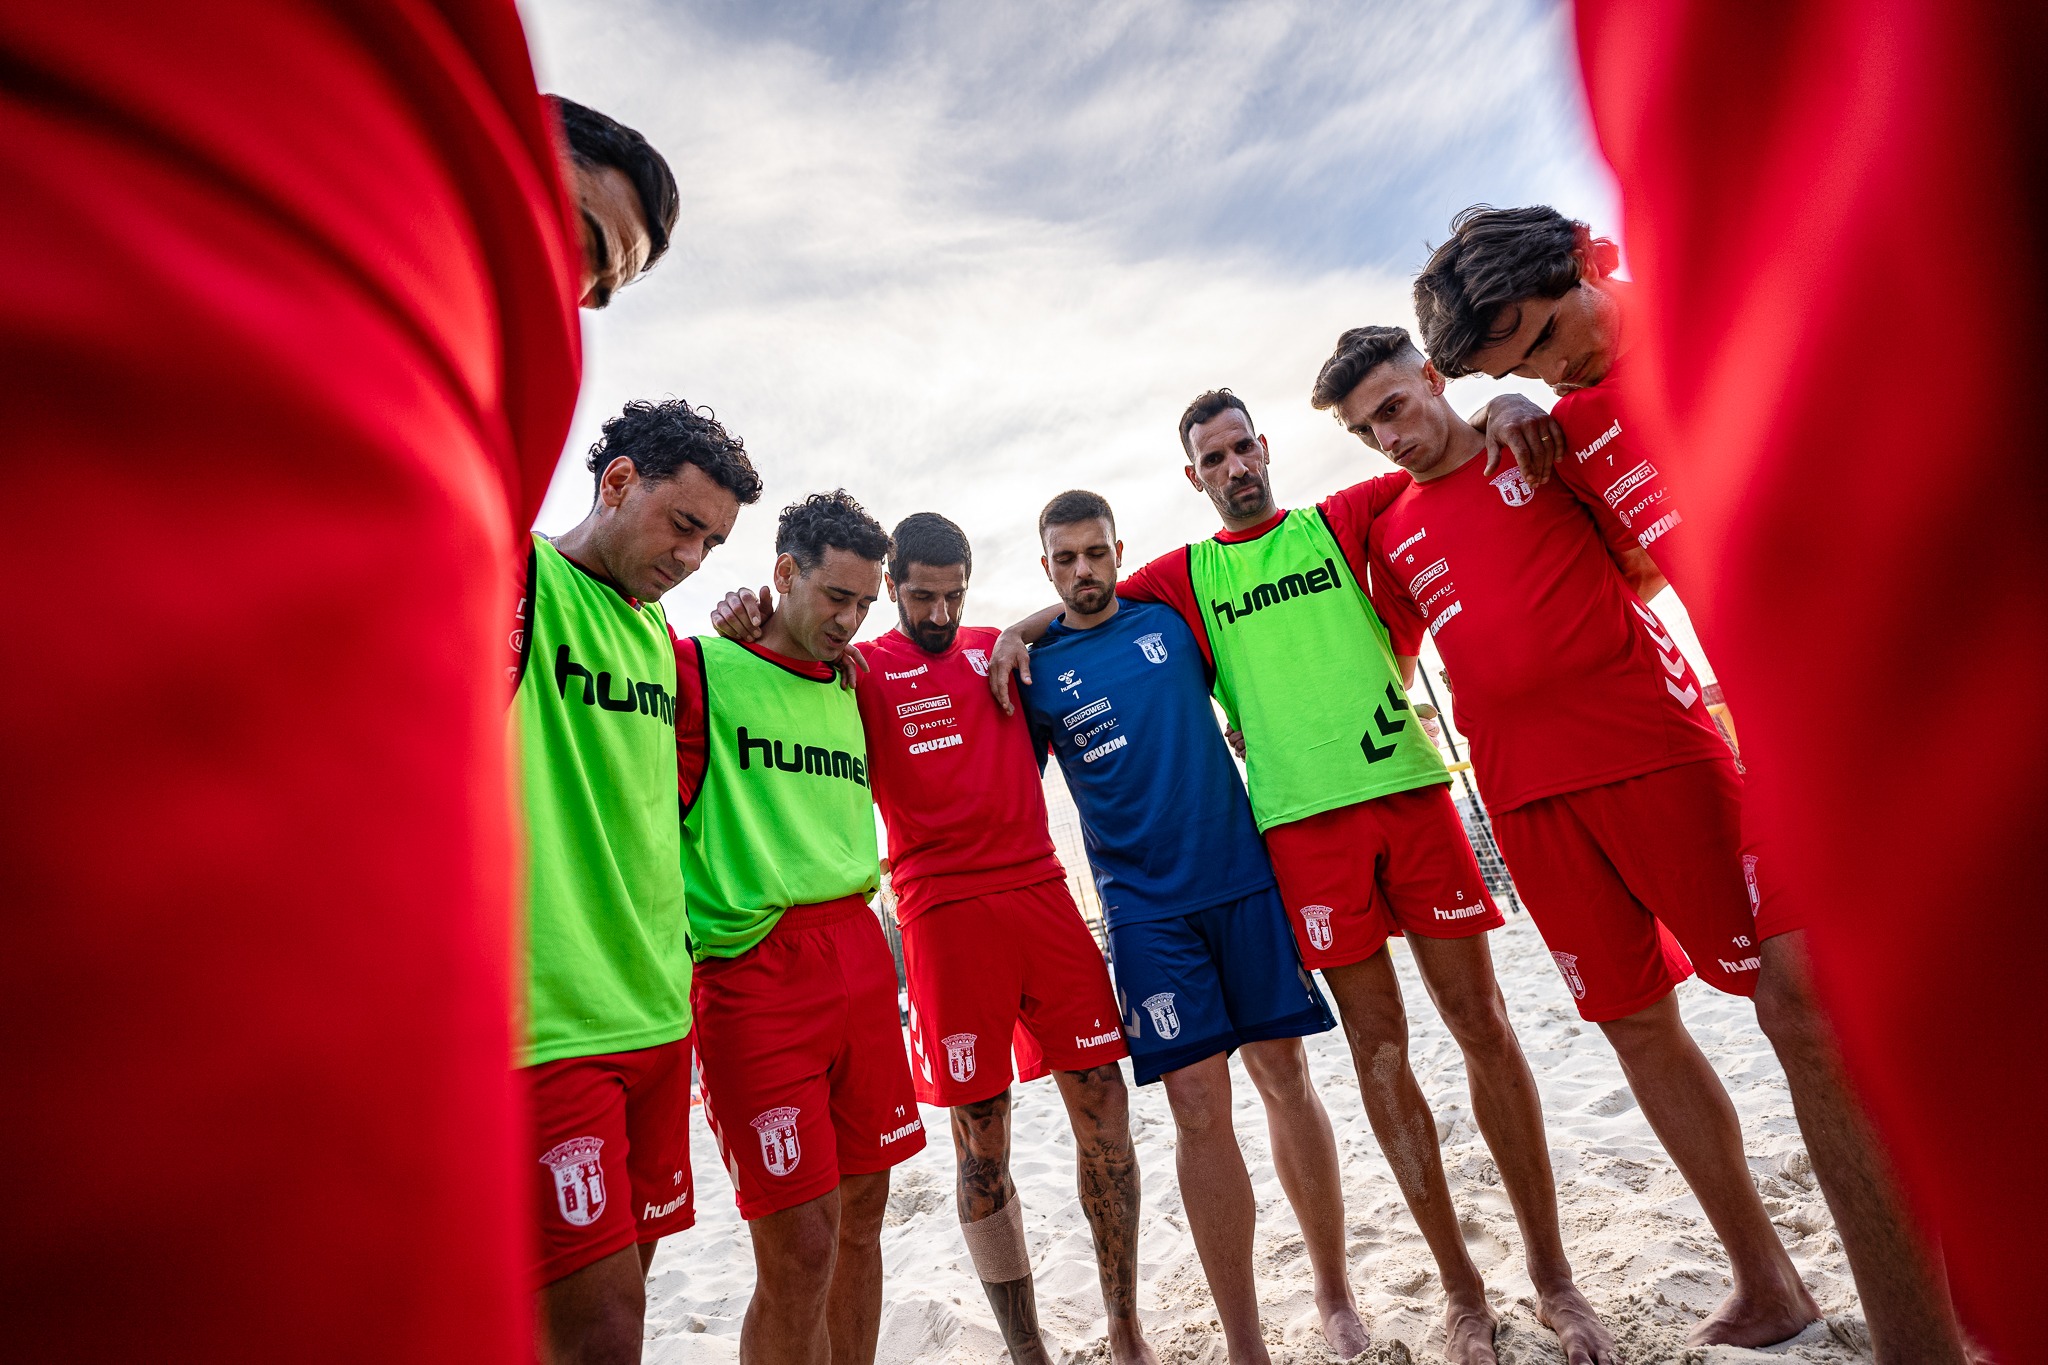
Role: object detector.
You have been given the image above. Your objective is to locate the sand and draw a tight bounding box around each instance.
[642,913,1872,1364]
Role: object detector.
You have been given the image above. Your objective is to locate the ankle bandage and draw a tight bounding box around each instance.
[959,1195,1031,1283]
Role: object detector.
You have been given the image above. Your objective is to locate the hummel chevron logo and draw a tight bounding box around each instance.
[1361,683,1410,762]
[1630,602,1698,709]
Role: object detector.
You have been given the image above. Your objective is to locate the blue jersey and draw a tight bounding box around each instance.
[1021,599,1275,926]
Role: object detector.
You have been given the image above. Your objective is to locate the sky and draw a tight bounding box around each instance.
[515,0,1715,693]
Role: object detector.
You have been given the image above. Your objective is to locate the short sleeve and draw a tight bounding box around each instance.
[1551,387,1652,566]
[671,632,709,811]
[1364,538,1427,658]
[1116,546,1210,668]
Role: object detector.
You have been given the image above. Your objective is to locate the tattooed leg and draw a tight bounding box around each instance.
[951,1092,1051,1365]
[1054,1064,1159,1365]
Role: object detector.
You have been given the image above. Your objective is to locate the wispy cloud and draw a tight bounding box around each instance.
[519,0,1617,637]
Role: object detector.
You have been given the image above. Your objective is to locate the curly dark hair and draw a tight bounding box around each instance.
[1412,204,1618,377]
[547,95,680,273]
[1310,325,1425,412]
[1037,489,1116,543]
[888,512,971,583]
[777,490,891,573]
[586,399,762,505]
[1176,389,1253,456]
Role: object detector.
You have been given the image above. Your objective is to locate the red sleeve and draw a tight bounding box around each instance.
[1117,545,1211,668]
[508,541,534,699]
[1549,388,1645,567]
[1322,474,1421,654]
[1364,527,1428,658]
[671,631,709,810]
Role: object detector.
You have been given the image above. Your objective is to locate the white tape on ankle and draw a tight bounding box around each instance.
[959,1195,1031,1283]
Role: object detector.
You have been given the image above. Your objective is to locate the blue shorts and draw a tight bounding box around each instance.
[1105,885,1336,1084]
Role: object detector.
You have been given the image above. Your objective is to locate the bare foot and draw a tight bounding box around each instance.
[1105,1322,1161,1365]
[1314,1288,1371,1358]
[1536,1286,1619,1365]
[1443,1290,1500,1365]
[1687,1275,1820,1349]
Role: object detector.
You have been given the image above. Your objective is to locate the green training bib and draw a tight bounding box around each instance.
[515,535,689,1066]
[682,636,879,959]
[1188,509,1447,831]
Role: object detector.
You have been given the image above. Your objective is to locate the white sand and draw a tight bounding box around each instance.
[643,913,1871,1364]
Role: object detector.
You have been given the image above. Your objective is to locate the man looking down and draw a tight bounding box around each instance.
[547,94,678,311]
[515,400,761,1363]
[676,491,926,1365]
[711,511,1155,1365]
[1316,323,1819,1349]
[1019,489,1360,1364]
[990,394,1615,1365]
[1410,206,1966,1363]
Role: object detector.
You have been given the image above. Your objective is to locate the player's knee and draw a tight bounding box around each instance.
[1434,983,1510,1045]
[1754,949,1823,1057]
[1161,1069,1230,1135]
[1240,1040,1311,1103]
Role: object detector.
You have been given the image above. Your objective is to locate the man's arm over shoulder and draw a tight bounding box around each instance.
[1363,527,1429,656]
[1319,471,1416,551]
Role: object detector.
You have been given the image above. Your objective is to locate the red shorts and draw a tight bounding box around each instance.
[1262,784,1505,970]
[1738,760,1807,942]
[902,878,1127,1107]
[523,1036,695,1287]
[692,896,927,1220]
[1493,758,1761,1021]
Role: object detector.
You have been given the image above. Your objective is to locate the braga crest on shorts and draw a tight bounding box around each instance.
[752,1106,802,1177]
[1141,992,1180,1040]
[540,1136,607,1227]
[1551,951,1587,1000]
[941,1031,978,1083]
[1135,632,1168,664]
[1300,904,1335,952]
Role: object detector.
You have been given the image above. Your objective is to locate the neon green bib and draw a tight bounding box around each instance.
[682,636,879,959]
[1188,509,1447,831]
[514,536,688,1066]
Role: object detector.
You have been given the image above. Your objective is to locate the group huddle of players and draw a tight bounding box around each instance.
[16,6,2020,1363]
[518,154,1972,1365]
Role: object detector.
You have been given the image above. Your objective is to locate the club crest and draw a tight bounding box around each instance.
[540,1136,607,1227]
[1742,855,1761,913]
[964,648,989,676]
[1491,466,1535,507]
[1551,951,1586,1000]
[941,1031,978,1083]
[1299,904,1335,952]
[1140,991,1180,1040]
[751,1106,802,1177]
[1135,632,1168,664]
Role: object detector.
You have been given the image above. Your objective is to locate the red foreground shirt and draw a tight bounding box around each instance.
[0,3,580,1360]
[855,627,1064,921]
[1119,475,1422,663]
[1576,5,2046,1348]
[1367,450,1725,812]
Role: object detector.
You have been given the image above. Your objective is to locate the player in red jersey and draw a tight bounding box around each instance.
[1410,205,1968,1365]
[990,394,1618,1365]
[1313,325,1822,1349]
[713,512,1155,1365]
[1572,10,2044,1356]
[0,2,580,1361]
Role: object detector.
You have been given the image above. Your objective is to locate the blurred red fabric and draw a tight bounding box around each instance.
[0,2,579,1359]
[1574,3,2047,1358]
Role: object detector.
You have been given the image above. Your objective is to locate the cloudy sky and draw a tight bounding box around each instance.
[515,0,1710,685]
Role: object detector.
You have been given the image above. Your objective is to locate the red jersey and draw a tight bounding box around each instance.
[1367,451,1726,812]
[1549,355,1692,599]
[2,3,579,1360]
[1577,4,2046,1345]
[1119,475,1422,663]
[854,627,1064,921]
